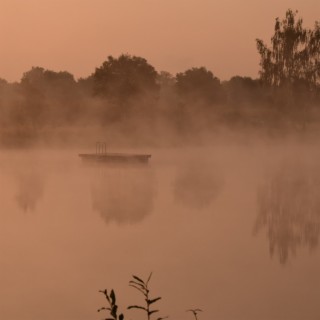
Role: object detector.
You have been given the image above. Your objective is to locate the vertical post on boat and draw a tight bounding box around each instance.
[96,141,107,154]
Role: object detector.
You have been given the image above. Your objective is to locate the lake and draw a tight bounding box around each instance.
[1,143,320,320]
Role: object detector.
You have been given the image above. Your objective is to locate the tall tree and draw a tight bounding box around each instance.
[224,76,261,105]
[256,9,320,88]
[175,67,223,104]
[21,67,75,89]
[20,67,79,125]
[93,54,159,102]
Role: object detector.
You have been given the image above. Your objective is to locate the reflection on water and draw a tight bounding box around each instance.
[173,162,222,209]
[254,162,320,264]
[91,165,155,225]
[15,169,45,212]
[1,147,320,320]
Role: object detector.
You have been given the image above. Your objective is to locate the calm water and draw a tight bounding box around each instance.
[1,144,320,320]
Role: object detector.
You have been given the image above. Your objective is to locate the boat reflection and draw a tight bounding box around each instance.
[254,162,320,264]
[91,166,155,225]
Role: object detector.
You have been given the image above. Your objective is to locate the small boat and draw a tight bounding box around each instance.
[79,142,151,164]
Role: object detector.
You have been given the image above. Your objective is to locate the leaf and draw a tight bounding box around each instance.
[99,289,110,302]
[148,310,159,315]
[132,275,145,284]
[111,305,118,318]
[146,272,153,285]
[127,305,148,311]
[148,297,161,305]
[129,280,146,289]
[129,284,147,296]
[110,290,116,305]
[186,309,203,314]
[98,307,111,312]
[99,289,107,295]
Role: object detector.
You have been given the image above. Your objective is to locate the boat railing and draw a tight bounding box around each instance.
[96,142,107,155]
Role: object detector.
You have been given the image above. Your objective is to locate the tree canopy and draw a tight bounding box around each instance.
[1,9,320,147]
[175,67,223,104]
[93,54,159,102]
[256,9,320,88]
[21,67,75,89]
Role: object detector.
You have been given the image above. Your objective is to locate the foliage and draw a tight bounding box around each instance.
[98,289,124,320]
[175,67,223,104]
[157,71,175,89]
[21,67,75,89]
[93,54,159,101]
[2,9,320,146]
[186,309,203,320]
[18,66,80,126]
[98,273,167,320]
[224,76,262,105]
[256,9,320,88]
[128,273,167,320]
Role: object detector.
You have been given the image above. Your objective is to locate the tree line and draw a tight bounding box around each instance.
[0,9,319,146]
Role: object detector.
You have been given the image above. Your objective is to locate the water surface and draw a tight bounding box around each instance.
[1,144,320,320]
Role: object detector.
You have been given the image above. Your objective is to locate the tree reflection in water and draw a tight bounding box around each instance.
[254,162,320,264]
[174,162,222,209]
[91,166,155,225]
[15,170,45,212]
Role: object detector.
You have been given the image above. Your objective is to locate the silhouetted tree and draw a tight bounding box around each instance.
[157,71,175,89]
[93,54,159,102]
[225,76,261,104]
[0,78,7,87]
[92,54,159,124]
[221,76,269,127]
[77,75,94,94]
[19,68,47,127]
[256,9,320,89]
[173,67,225,135]
[20,67,80,125]
[256,10,320,129]
[0,80,33,146]
[21,67,75,88]
[175,67,223,104]
[156,71,177,115]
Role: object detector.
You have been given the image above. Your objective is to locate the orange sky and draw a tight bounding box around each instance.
[0,0,319,82]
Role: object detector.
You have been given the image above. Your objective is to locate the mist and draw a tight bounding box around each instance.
[1,7,320,320]
[0,50,320,150]
[1,143,320,320]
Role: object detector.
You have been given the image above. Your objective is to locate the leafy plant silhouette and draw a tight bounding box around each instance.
[186,309,203,320]
[127,273,167,320]
[98,289,124,320]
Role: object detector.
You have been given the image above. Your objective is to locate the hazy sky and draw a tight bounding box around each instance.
[0,0,319,82]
